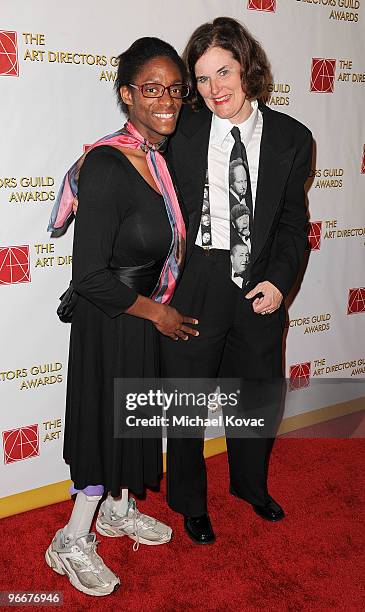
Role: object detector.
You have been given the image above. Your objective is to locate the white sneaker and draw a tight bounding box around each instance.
[45,529,120,597]
[96,498,172,550]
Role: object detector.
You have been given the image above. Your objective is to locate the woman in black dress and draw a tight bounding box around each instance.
[45,38,198,597]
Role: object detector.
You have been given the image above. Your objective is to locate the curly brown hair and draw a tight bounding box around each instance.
[182,17,272,108]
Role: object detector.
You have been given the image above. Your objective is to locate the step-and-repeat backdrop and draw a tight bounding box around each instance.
[1,0,364,503]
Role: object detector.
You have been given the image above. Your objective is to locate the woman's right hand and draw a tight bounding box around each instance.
[153,304,199,341]
[125,295,199,340]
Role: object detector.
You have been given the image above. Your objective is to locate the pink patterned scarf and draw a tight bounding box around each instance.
[48,121,186,304]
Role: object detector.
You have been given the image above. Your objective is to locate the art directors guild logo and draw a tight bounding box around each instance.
[310,58,364,92]
[0,30,19,76]
[0,176,55,203]
[2,424,39,464]
[289,362,311,391]
[2,418,63,464]
[347,288,365,314]
[0,244,72,282]
[310,58,336,92]
[0,245,30,285]
[296,0,360,23]
[308,222,322,250]
[248,0,276,11]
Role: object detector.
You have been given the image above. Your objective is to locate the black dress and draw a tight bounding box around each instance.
[63,146,172,497]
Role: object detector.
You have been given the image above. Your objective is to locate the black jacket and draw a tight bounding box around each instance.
[167,102,312,298]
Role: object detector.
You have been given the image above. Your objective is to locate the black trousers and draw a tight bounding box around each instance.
[160,247,285,517]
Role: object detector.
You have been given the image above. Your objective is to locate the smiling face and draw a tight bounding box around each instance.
[120,56,183,143]
[195,46,252,124]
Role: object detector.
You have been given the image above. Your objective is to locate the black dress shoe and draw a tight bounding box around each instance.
[229,486,285,522]
[252,498,285,522]
[184,513,216,544]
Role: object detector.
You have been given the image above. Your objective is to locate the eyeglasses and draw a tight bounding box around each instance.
[129,82,190,99]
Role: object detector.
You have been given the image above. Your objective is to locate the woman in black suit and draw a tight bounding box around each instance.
[160,17,312,544]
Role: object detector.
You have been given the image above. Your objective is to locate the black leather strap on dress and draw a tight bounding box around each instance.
[110,259,164,297]
[57,260,164,322]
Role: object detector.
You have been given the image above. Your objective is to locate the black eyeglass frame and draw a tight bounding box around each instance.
[129,82,190,99]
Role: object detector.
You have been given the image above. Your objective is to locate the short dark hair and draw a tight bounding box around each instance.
[231,202,250,221]
[182,17,272,108]
[114,37,186,114]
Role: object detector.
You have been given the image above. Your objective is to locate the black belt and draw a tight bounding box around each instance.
[57,259,164,323]
[194,245,230,261]
[110,259,164,296]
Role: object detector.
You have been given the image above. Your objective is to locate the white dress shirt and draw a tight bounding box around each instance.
[196,99,263,249]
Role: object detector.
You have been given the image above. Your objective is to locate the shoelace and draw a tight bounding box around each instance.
[129,499,140,552]
[128,499,168,551]
[107,499,168,551]
[72,539,103,574]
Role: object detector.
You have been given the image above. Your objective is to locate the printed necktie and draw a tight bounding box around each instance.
[229,126,253,288]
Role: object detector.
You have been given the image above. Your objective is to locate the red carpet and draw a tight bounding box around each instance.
[1,439,364,611]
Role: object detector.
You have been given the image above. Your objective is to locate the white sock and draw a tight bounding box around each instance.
[63,491,102,541]
[105,488,129,516]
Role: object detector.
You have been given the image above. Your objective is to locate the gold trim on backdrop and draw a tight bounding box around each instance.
[277,396,364,434]
[0,479,72,520]
[0,396,363,519]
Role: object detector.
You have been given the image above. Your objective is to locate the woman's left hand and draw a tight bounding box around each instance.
[245,281,283,315]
